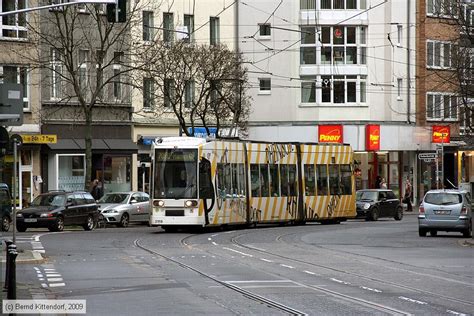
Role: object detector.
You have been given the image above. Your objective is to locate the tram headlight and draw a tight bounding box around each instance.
[363,203,371,210]
[184,200,198,208]
[153,200,165,207]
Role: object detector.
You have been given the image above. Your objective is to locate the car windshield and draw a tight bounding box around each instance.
[99,194,129,204]
[424,193,462,205]
[356,191,378,201]
[31,194,66,207]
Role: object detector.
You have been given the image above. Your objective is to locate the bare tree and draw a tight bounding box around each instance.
[140,39,251,138]
[8,1,153,189]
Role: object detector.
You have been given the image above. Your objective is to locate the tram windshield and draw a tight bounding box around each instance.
[154,149,198,199]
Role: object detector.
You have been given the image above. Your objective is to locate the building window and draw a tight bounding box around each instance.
[163,12,174,43]
[319,75,366,105]
[183,14,194,43]
[184,80,194,107]
[427,40,455,69]
[51,48,63,100]
[301,80,316,103]
[259,78,271,94]
[301,25,366,66]
[164,79,174,108]
[320,0,357,9]
[0,65,29,110]
[397,78,402,100]
[300,0,316,10]
[113,52,123,101]
[426,92,458,120]
[78,49,89,95]
[143,78,154,109]
[143,11,153,41]
[259,23,271,37]
[0,0,27,39]
[427,0,458,17]
[397,24,402,46]
[210,16,220,46]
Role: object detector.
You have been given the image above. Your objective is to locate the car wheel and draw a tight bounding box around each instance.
[370,208,379,221]
[16,224,27,232]
[1,215,11,231]
[430,230,437,237]
[394,207,403,221]
[462,221,472,238]
[418,228,427,237]
[119,213,129,228]
[83,215,95,231]
[51,216,64,232]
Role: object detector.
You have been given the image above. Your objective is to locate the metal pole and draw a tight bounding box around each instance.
[12,141,17,244]
[436,148,439,190]
[142,165,145,192]
[441,136,444,189]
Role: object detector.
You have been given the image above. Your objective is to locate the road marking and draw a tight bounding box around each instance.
[45,274,61,277]
[211,234,219,237]
[399,296,428,305]
[48,283,66,287]
[245,245,266,251]
[43,268,56,271]
[47,278,63,282]
[280,264,294,269]
[304,270,317,275]
[260,258,273,263]
[37,274,43,278]
[447,310,468,316]
[212,242,218,246]
[330,278,351,285]
[41,283,48,288]
[208,238,212,241]
[222,247,253,257]
[360,286,382,293]
[33,267,40,271]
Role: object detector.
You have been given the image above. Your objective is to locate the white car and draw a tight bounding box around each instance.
[98,192,150,227]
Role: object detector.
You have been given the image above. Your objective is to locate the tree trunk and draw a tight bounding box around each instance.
[85,107,93,191]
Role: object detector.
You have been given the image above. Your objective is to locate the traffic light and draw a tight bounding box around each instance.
[0,126,9,157]
[107,0,126,23]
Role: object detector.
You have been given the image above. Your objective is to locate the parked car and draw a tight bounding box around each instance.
[0,183,12,231]
[356,189,403,221]
[418,189,472,237]
[16,191,99,232]
[98,192,150,227]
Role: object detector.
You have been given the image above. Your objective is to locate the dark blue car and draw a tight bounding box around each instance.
[0,183,12,231]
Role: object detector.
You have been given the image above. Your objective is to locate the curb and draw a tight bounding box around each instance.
[0,250,45,264]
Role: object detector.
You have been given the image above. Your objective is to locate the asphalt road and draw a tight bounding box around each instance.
[5,214,474,315]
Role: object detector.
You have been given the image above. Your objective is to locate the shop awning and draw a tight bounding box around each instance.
[46,139,138,151]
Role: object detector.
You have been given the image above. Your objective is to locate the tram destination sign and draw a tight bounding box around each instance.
[418,153,437,161]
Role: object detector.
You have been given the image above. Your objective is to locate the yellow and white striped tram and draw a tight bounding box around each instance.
[149,137,355,231]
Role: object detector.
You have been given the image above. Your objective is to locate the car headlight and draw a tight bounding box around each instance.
[105,209,119,214]
[16,213,23,217]
[40,213,53,218]
[185,200,198,207]
[153,200,165,207]
[363,203,371,210]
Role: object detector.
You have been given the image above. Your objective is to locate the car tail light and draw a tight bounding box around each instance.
[419,204,425,214]
[461,207,468,215]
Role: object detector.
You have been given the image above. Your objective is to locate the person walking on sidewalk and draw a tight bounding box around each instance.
[403,177,413,212]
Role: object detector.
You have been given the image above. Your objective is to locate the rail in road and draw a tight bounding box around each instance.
[229,231,474,308]
[135,237,410,316]
[134,238,307,316]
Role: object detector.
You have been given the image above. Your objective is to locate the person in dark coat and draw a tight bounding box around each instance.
[90,179,100,201]
[375,176,382,189]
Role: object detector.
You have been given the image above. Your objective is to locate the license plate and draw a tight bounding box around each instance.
[435,210,450,215]
[24,218,37,223]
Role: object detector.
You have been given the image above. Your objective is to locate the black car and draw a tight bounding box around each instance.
[0,183,12,231]
[16,191,99,232]
[356,189,403,221]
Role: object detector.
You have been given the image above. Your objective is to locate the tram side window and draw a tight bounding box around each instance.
[269,164,280,196]
[250,164,260,197]
[216,163,226,197]
[288,165,297,196]
[328,165,340,195]
[316,165,328,195]
[280,164,289,196]
[340,164,352,195]
[237,163,246,196]
[260,164,270,197]
[224,164,232,196]
[304,164,316,196]
[232,164,238,195]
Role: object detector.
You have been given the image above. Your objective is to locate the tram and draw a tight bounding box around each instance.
[149,137,356,231]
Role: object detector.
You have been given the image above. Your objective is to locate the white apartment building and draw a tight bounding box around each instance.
[239,0,423,199]
[132,0,237,191]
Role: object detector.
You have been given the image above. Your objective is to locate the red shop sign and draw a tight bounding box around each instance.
[432,125,450,143]
[319,125,343,143]
[366,124,380,151]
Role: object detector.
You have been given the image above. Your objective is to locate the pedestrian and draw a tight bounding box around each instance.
[375,176,382,189]
[380,178,387,189]
[90,179,100,201]
[403,177,413,212]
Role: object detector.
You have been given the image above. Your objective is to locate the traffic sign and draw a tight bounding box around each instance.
[418,153,437,160]
[20,134,57,144]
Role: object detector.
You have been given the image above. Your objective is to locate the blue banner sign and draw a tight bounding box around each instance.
[187,127,217,139]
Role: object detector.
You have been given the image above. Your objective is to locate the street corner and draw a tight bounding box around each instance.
[1,249,46,265]
[459,239,474,247]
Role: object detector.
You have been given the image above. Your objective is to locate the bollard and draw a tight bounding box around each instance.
[7,248,18,299]
[3,240,13,290]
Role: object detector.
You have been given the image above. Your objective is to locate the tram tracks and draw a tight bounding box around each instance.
[134,238,308,316]
[230,231,474,308]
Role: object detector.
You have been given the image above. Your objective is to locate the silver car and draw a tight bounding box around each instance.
[98,192,150,227]
[418,189,472,237]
